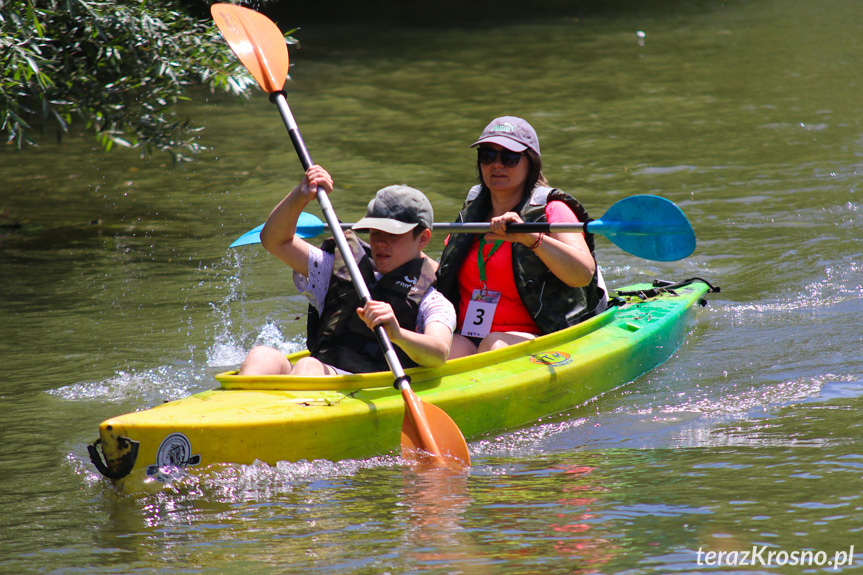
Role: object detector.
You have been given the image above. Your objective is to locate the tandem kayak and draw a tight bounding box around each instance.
[89,278,717,489]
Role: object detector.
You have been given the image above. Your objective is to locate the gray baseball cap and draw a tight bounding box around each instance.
[352,185,434,234]
[471,116,540,156]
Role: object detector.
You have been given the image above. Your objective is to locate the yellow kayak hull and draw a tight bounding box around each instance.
[89,280,712,490]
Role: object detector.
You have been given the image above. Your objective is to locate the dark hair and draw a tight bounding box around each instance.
[476,148,549,196]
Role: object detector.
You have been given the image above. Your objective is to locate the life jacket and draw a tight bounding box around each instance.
[436,185,605,334]
[306,231,437,373]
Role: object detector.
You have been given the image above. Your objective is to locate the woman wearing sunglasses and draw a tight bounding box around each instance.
[436,116,607,358]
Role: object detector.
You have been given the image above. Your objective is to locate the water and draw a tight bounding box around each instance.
[1,0,862,572]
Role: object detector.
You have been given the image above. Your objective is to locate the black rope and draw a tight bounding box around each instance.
[613,277,721,301]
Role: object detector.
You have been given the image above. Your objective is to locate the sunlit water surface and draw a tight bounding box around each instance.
[1,0,861,573]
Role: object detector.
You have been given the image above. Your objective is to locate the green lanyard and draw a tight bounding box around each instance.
[477,237,504,287]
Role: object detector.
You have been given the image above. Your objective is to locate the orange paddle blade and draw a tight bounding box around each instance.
[401,387,470,468]
[211,3,289,93]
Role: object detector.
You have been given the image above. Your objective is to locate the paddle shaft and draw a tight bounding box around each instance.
[234,200,696,251]
[272,93,406,376]
[271,94,446,449]
[308,221,589,233]
[297,219,673,238]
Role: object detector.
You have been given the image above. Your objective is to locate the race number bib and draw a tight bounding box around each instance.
[461,289,501,339]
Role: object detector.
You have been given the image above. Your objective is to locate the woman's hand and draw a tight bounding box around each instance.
[488,211,596,287]
[487,211,535,247]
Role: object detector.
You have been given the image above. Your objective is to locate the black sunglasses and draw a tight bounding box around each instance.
[477,147,525,168]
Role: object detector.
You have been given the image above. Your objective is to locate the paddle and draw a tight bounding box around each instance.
[230,195,696,262]
[229,212,354,248]
[211,3,470,469]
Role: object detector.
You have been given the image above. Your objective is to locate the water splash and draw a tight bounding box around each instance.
[200,250,251,366]
[50,249,302,405]
[48,364,207,405]
[198,457,403,498]
[203,250,305,367]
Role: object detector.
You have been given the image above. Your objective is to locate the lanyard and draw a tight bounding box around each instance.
[477,236,504,287]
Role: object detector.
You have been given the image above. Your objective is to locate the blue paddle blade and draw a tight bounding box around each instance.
[229,223,264,248]
[296,211,325,238]
[588,195,696,261]
[228,213,327,248]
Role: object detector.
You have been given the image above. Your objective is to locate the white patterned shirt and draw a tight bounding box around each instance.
[293,246,456,333]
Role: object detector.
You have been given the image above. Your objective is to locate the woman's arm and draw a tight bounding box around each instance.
[488,208,596,287]
[524,230,596,287]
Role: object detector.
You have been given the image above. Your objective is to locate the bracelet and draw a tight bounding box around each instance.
[529,232,544,250]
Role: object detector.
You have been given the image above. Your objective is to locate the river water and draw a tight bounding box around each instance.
[1,0,861,573]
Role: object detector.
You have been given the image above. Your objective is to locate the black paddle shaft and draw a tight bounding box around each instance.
[270,92,314,170]
[271,91,409,385]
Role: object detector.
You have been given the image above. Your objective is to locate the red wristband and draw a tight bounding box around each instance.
[530,233,544,250]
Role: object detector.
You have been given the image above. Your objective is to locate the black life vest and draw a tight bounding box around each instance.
[436,185,605,334]
[306,231,437,373]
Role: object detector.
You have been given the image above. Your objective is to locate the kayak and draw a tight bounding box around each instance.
[89,278,715,490]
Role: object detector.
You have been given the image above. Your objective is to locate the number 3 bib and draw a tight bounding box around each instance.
[461,237,504,339]
[462,289,501,338]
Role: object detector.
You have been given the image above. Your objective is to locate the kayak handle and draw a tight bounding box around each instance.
[88,437,139,481]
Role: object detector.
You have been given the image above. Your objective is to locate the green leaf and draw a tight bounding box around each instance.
[0,0,270,158]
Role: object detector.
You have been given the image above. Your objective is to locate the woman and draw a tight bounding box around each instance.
[436,116,607,358]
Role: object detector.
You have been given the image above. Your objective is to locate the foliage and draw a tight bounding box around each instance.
[0,0,277,162]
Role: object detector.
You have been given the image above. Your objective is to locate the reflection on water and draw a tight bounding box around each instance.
[545,464,618,572]
[400,465,477,572]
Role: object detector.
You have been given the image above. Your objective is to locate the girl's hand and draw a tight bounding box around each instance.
[357,300,401,340]
[296,165,334,202]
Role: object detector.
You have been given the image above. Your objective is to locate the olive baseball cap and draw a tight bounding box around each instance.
[352,185,434,234]
[471,116,541,156]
